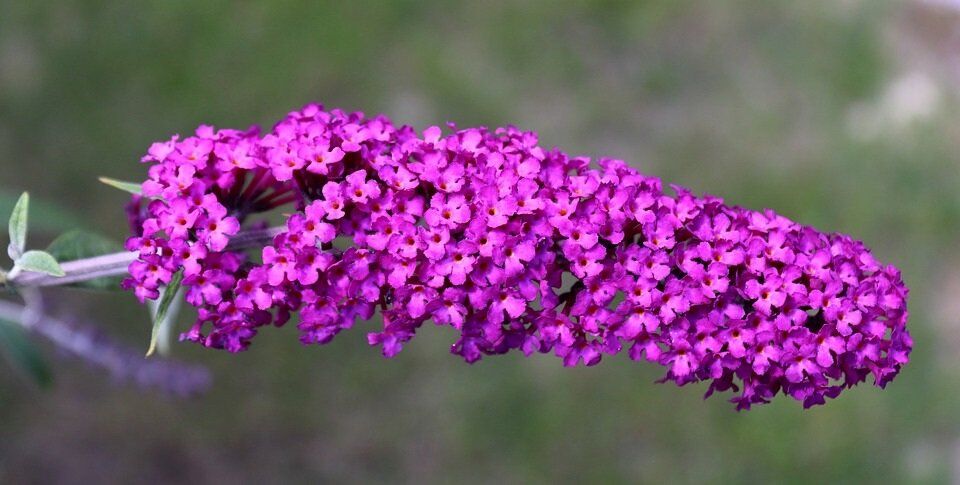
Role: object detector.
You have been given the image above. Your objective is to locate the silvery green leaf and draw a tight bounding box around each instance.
[98,177,142,195]
[15,250,65,277]
[146,270,183,357]
[0,318,52,388]
[147,286,183,356]
[7,192,28,261]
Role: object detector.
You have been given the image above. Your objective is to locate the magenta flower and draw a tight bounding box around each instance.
[302,143,345,175]
[436,241,477,285]
[262,246,297,286]
[124,102,912,410]
[424,193,471,229]
[344,170,381,205]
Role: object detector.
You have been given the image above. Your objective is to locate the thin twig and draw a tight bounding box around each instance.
[7,226,283,288]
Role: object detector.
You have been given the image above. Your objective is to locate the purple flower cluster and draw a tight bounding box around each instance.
[124,103,911,409]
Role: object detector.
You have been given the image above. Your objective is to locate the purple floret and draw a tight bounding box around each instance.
[123,103,912,409]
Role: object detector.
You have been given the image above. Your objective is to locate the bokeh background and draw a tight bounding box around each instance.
[0,0,958,483]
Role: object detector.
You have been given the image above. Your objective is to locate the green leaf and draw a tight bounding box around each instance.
[15,250,65,277]
[0,318,52,388]
[98,177,142,196]
[147,286,183,356]
[46,230,125,290]
[146,270,183,357]
[47,230,124,261]
[7,192,28,261]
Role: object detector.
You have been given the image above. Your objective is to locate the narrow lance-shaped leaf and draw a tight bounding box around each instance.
[146,270,183,357]
[147,286,183,356]
[0,318,52,388]
[98,177,142,196]
[15,250,65,277]
[7,192,28,261]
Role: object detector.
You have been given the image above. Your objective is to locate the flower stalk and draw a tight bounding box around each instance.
[3,226,283,289]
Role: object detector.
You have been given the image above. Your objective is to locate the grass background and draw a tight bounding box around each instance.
[1,0,959,483]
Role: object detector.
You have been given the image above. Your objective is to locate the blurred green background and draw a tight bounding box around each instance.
[1,0,958,483]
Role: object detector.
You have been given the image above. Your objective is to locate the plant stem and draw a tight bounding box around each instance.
[5,226,283,289]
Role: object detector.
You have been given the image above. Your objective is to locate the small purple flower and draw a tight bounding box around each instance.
[319,182,347,220]
[785,344,820,384]
[302,143,345,175]
[268,147,305,181]
[196,203,240,252]
[344,170,381,205]
[262,246,297,286]
[424,193,471,229]
[436,241,477,285]
[743,271,787,315]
